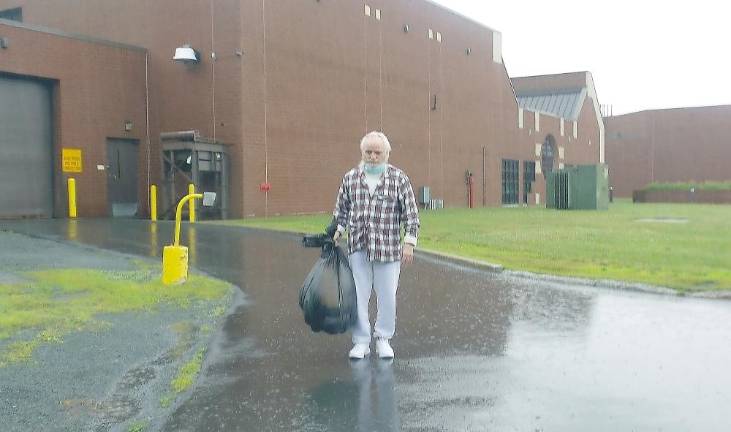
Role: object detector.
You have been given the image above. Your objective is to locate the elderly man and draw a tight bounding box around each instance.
[333,131,420,359]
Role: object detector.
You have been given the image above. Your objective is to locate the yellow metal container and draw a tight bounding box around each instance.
[162,245,189,285]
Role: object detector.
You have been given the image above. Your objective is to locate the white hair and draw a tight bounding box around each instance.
[359,131,392,153]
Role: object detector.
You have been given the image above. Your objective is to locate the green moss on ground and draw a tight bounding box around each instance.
[0,262,231,367]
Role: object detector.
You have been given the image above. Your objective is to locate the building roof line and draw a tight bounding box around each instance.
[515,88,585,97]
[421,0,498,33]
[0,18,147,52]
[609,104,731,117]
[511,71,591,80]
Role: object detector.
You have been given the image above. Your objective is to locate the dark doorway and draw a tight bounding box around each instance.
[106,138,139,217]
[523,161,536,204]
[541,135,557,178]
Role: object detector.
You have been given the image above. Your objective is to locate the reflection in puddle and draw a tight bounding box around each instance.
[305,360,400,431]
[149,222,158,257]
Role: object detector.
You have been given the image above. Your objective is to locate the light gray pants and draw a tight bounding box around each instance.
[349,251,402,345]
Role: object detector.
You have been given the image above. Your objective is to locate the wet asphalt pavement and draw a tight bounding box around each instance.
[3,219,731,431]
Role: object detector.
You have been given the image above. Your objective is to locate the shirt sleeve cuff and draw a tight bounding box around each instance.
[404,234,417,247]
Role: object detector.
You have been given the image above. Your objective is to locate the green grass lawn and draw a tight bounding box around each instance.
[215,200,731,293]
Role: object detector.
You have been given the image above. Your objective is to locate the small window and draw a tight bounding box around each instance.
[0,7,22,22]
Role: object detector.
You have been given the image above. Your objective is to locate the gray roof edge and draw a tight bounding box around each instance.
[511,71,590,80]
[0,18,147,52]
[514,88,585,98]
[517,91,585,120]
[609,104,731,117]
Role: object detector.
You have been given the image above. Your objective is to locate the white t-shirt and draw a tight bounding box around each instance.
[364,171,381,196]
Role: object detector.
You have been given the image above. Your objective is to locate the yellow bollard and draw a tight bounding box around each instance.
[150,185,157,221]
[162,191,202,285]
[68,178,77,218]
[188,183,196,223]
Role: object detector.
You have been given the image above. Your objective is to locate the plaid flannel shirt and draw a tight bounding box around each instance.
[333,164,420,262]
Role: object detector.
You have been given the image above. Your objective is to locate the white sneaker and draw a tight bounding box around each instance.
[375,338,394,359]
[348,343,371,359]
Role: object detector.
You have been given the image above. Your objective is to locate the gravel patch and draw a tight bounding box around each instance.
[0,231,235,432]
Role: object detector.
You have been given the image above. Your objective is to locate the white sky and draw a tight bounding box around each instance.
[430,0,730,115]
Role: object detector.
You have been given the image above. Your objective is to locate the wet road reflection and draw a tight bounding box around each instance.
[2,219,730,431]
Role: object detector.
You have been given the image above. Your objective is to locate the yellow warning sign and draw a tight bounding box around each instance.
[62,148,83,173]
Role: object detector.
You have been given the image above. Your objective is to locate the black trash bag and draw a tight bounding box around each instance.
[299,238,357,334]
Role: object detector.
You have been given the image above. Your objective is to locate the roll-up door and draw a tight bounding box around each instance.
[0,75,53,218]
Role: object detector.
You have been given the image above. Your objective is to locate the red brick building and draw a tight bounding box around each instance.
[0,18,147,218]
[605,105,731,197]
[0,1,604,218]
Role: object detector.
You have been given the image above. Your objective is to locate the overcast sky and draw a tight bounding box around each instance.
[430,0,729,115]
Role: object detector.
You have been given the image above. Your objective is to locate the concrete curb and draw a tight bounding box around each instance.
[417,249,731,300]
[416,249,504,273]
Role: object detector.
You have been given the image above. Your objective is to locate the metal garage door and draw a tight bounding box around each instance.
[0,75,53,218]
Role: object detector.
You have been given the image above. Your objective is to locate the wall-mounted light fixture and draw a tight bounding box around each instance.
[124,120,133,132]
[173,44,199,64]
[0,37,8,49]
[465,48,471,56]
[403,24,409,33]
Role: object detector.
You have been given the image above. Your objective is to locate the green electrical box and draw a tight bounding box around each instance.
[546,164,609,210]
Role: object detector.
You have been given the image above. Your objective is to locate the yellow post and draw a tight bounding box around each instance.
[162,192,202,285]
[150,185,157,221]
[188,183,196,223]
[68,178,77,218]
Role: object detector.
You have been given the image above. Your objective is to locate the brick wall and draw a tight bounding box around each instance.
[1,0,604,217]
[0,21,147,217]
[606,106,731,197]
